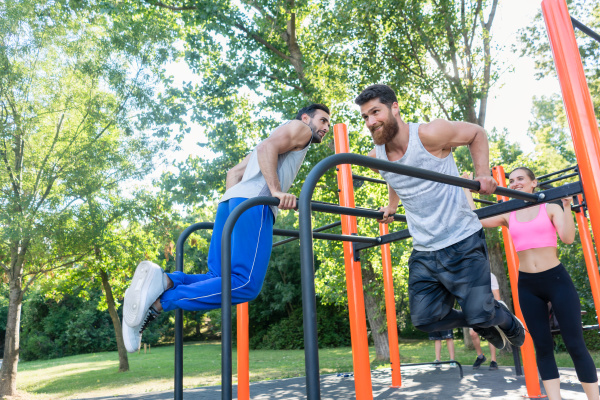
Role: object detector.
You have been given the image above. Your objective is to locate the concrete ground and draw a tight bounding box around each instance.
[77,365,591,399]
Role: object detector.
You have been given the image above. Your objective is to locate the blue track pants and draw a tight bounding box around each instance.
[160,198,274,311]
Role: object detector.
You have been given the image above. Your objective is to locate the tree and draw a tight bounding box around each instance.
[0,0,183,394]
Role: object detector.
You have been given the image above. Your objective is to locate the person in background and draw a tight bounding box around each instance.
[464,167,598,400]
[429,329,456,367]
[121,104,331,353]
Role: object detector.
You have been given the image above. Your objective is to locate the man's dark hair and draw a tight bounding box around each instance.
[295,103,330,120]
[354,84,398,108]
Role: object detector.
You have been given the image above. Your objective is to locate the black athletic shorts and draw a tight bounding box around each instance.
[428,329,454,341]
[408,229,495,327]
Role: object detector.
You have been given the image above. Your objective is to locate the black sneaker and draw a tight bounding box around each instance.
[472,354,486,369]
[473,326,507,350]
[489,361,498,370]
[497,300,526,348]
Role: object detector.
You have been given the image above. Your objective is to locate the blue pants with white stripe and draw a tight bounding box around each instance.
[160,198,274,312]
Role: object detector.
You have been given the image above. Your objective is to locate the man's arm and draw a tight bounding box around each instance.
[367,148,400,224]
[226,153,251,190]
[256,120,312,209]
[420,119,497,195]
[461,172,508,228]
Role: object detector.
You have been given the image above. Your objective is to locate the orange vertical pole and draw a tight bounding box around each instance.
[542,0,600,265]
[492,166,545,399]
[379,222,402,388]
[334,123,373,400]
[574,195,600,321]
[237,303,250,400]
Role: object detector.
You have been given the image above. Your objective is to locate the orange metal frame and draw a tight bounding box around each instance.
[334,123,402,396]
[380,222,402,388]
[542,0,600,275]
[333,123,374,399]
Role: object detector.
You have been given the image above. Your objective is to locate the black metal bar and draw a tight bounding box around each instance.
[174,222,214,400]
[272,221,342,247]
[221,197,281,400]
[273,228,378,244]
[538,172,579,187]
[473,198,496,205]
[354,181,584,253]
[535,165,577,180]
[299,153,535,400]
[311,201,406,222]
[571,17,600,44]
[298,154,560,399]
[504,165,577,180]
[512,345,523,376]
[352,173,387,185]
[475,182,582,219]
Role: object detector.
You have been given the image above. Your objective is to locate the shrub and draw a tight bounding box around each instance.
[250,304,351,350]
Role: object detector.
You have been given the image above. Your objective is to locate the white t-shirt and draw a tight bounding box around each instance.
[490,273,499,291]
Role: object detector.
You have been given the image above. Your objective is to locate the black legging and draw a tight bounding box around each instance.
[518,264,597,383]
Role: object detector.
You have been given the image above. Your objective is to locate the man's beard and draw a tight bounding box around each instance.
[308,121,323,143]
[370,114,399,145]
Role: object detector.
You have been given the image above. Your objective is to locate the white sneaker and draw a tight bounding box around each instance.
[123,261,168,327]
[122,318,141,353]
[122,306,161,353]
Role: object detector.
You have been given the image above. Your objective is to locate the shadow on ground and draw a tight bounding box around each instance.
[77,366,591,400]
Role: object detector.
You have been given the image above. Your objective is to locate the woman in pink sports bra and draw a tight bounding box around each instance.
[465,167,598,400]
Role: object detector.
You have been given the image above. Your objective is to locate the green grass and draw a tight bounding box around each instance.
[15,339,600,399]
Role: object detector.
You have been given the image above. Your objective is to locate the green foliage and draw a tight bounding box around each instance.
[251,305,351,350]
[245,225,351,350]
[20,289,116,361]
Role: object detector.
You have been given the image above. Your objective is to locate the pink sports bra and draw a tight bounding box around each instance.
[508,203,557,252]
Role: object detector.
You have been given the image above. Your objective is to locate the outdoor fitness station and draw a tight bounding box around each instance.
[171,0,600,399]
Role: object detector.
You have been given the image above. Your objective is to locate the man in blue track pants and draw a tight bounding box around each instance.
[122,104,331,352]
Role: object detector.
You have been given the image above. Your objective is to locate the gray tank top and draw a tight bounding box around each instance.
[375,122,481,251]
[220,121,311,218]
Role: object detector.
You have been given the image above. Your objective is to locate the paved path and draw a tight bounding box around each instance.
[77,365,589,399]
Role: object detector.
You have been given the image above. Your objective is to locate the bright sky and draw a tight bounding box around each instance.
[163,1,567,168]
[486,1,562,154]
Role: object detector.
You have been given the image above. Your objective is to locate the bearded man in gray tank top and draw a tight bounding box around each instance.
[355,84,525,350]
[120,104,331,353]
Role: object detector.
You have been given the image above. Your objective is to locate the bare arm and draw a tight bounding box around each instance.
[368,148,399,224]
[420,119,496,195]
[256,120,312,209]
[492,289,501,301]
[461,172,507,228]
[549,200,576,244]
[226,153,251,190]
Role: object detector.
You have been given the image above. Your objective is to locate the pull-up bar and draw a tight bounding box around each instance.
[571,16,600,44]
[297,152,548,399]
[353,180,583,255]
[273,221,342,247]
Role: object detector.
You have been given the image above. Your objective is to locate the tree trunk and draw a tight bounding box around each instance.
[363,291,390,361]
[99,269,129,372]
[0,248,25,397]
[462,327,474,350]
[362,262,390,362]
